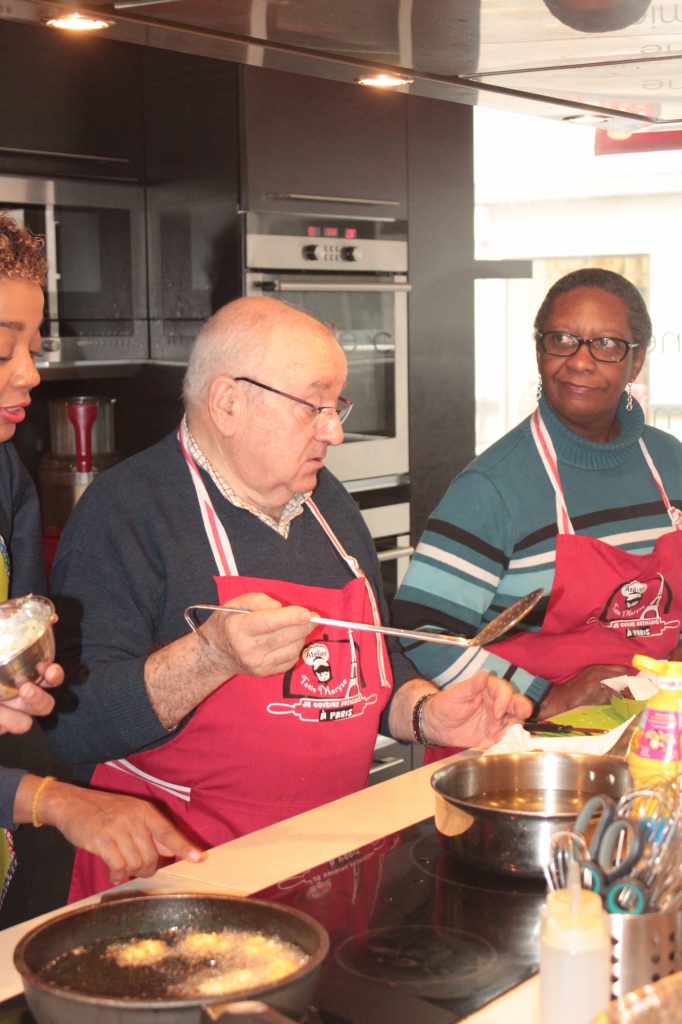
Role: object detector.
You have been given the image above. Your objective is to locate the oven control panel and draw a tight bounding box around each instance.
[303,243,363,263]
[244,211,408,274]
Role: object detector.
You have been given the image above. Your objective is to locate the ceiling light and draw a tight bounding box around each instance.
[355,73,414,89]
[43,12,112,30]
[562,113,610,126]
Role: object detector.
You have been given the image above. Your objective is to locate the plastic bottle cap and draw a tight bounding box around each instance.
[633,654,682,678]
[544,887,608,948]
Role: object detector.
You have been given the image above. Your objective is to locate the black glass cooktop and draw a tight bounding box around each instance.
[253,817,543,1024]
[0,818,544,1024]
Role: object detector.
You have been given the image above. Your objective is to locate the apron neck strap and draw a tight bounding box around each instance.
[532,408,682,534]
[305,498,364,579]
[306,499,392,689]
[638,438,682,531]
[178,420,238,576]
[531,409,574,535]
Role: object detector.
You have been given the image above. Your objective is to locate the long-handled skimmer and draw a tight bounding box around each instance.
[184,588,543,649]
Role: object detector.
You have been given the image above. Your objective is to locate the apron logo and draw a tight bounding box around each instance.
[302,642,334,685]
[269,631,379,722]
[589,573,680,639]
[622,581,647,609]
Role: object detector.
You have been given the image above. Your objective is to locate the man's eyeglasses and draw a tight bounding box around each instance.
[234,377,353,424]
[538,331,639,364]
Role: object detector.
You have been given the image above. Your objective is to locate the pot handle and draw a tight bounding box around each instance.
[202,1000,297,1024]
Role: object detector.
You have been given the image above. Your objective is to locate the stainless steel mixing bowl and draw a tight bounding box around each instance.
[432,751,632,878]
[0,595,57,700]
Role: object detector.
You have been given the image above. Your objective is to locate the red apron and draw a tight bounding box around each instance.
[424,409,682,765]
[68,424,391,901]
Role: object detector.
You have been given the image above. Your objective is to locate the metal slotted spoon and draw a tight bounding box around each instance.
[184,587,544,649]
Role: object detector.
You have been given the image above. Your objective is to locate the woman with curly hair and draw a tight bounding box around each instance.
[0,212,202,924]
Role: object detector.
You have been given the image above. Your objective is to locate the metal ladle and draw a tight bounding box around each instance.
[184,587,544,649]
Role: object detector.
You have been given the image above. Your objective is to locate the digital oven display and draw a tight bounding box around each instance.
[306,225,358,239]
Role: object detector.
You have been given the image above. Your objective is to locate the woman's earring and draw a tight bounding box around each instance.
[626,380,633,412]
[536,375,543,401]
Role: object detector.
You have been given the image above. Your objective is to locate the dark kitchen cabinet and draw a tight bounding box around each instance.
[406,96,476,541]
[240,66,408,218]
[144,48,242,361]
[0,20,145,181]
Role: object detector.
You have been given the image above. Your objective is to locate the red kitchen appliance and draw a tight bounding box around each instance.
[38,397,118,553]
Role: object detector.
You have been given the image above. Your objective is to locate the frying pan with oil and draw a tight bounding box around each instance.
[14,893,329,1024]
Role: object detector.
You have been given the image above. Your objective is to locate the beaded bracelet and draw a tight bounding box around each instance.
[31,775,56,829]
[412,692,438,747]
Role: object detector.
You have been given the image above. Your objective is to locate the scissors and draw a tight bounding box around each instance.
[574,795,649,914]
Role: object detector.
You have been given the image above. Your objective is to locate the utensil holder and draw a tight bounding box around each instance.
[609,908,682,998]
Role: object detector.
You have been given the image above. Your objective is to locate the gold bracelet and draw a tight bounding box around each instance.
[31,775,56,829]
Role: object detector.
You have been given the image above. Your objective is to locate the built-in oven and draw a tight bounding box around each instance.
[0,173,148,365]
[243,211,409,488]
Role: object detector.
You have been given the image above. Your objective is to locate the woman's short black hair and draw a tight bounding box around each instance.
[533,267,653,349]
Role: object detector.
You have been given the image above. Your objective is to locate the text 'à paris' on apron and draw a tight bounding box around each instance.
[423,408,682,765]
[68,426,392,900]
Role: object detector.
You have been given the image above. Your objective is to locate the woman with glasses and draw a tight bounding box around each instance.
[393,268,682,750]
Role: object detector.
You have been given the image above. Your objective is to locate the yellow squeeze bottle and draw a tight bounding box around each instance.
[627,654,682,786]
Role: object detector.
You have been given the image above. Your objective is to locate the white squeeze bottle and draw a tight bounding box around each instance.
[540,861,611,1024]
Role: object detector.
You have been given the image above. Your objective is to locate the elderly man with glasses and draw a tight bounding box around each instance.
[47,296,530,901]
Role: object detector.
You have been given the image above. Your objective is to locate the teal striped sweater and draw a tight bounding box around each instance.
[393,395,682,703]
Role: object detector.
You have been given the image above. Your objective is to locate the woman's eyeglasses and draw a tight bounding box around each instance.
[538,331,639,364]
[235,377,353,424]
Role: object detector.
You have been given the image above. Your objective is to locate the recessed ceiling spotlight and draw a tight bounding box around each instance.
[562,113,610,126]
[43,11,112,30]
[355,73,414,89]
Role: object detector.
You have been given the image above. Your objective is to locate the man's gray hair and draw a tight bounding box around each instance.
[182,298,273,409]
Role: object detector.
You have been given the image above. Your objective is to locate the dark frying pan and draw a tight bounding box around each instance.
[14,893,329,1024]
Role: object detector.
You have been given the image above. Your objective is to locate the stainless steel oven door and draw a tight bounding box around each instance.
[245,272,409,485]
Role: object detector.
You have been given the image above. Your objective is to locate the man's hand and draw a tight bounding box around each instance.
[29,780,205,884]
[202,593,314,678]
[388,673,532,750]
[0,660,64,735]
[147,592,316,729]
[422,672,533,750]
[537,664,627,720]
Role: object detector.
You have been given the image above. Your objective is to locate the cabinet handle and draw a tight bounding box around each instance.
[267,192,401,207]
[265,281,410,294]
[377,546,415,563]
[0,145,130,165]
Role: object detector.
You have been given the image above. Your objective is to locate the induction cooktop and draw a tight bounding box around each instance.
[0,818,544,1024]
[253,816,543,1024]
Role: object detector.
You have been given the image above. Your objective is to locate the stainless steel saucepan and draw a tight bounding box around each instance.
[432,752,633,878]
[184,588,544,649]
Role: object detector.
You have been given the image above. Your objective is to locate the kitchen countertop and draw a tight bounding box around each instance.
[0,753,540,1021]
